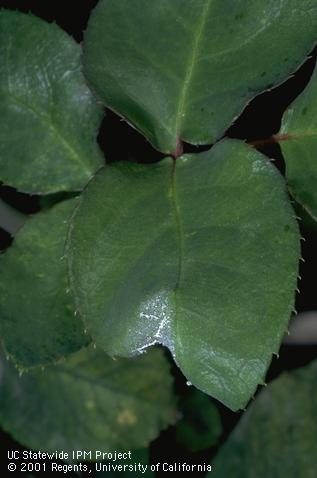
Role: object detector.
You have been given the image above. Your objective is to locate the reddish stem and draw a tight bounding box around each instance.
[248,133,291,147]
[172,138,184,158]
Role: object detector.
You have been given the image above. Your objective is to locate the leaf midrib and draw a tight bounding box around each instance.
[56,366,164,407]
[171,160,184,292]
[170,159,185,354]
[0,87,92,176]
[174,0,212,138]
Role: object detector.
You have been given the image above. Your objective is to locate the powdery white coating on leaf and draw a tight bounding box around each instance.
[136,292,175,357]
[252,159,267,173]
[68,139,300,411]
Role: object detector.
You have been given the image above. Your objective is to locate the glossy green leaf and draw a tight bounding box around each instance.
[0,10,104,194]
[0,199,88,368]
[280,63,317,221]
[0,347,177,453]
[83,0,317,155]
[210,360,317,477]
[68,139,300,411]
[175,389,222,452]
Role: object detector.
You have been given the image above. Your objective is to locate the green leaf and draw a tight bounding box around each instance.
[83,0,317,154]
[68,139,300,411]
[0,347,177,453]
[209,360,317,478]
[0,11,104,194]
[279,63,317,221]
[175,389,222,452]
[39,192,79,211]
[0,199,88,369]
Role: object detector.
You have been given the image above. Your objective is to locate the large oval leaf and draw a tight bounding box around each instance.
[0,11,104,194]
[210,360,317,477]
[279,63,317,221]
[83,0,317,154]
[68,139,300,411]
[0,347,177,453]
[0,199,88,368]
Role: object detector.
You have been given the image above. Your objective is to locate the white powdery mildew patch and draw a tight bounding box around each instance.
[134,291,175,357]
[252,159,267,174]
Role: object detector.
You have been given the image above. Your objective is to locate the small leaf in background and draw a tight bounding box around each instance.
[0,199,88,368]
[68,139,300,411]
[175,389,222,452]
[83,0,317,154]
[0,347,177,454]
[280,62,317,221]
[0,11,104,194]
[209,360,317,478]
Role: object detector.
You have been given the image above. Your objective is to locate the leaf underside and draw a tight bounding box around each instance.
[68,139,300,410]
[0,347,176,453]
[0,11,104,194]
[280,62,317,221]
[210,360,317,477]
[83,0,317,154]
[0,199,88,369]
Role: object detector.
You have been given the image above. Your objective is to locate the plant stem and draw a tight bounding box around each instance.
[248,134,291,148]
[0,198,26,235]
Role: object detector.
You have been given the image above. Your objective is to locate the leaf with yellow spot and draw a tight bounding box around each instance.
[0,346,177,453]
